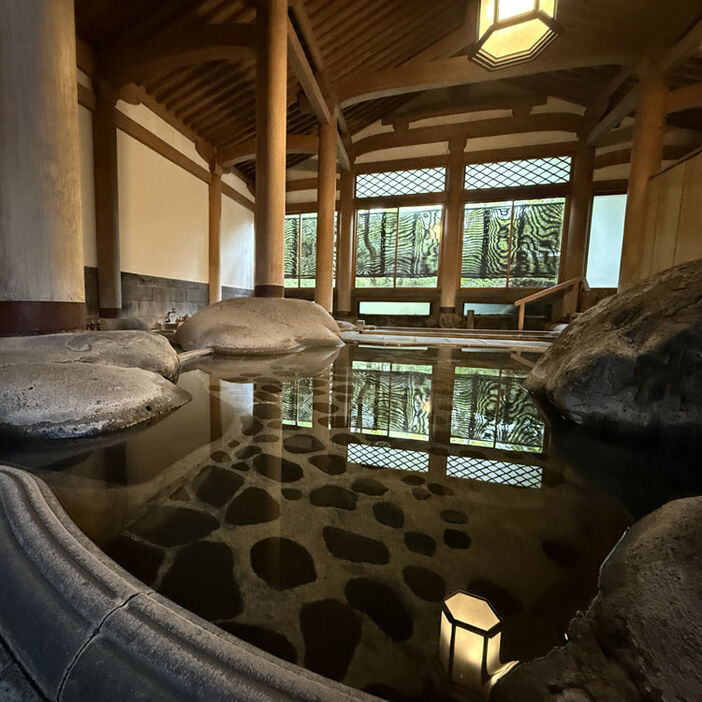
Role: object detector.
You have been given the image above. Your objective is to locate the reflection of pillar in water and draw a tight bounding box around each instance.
[209,378,222,442]
[332,344,353,429]
[430,346,456,447]
[254,379,284,457]
[311,370,331,448]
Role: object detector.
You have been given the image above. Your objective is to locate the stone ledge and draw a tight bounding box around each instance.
[0,467,373,702]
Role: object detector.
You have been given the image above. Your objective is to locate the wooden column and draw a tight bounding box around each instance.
[560,142,594,317]
[439,137,466,317]
[0,0,85,334]
[254,0,288,298]
[336,166,355,317]
[315,116,337,313]
[618,76,668,290]
[208,166,223,304]
[93,83,122,318]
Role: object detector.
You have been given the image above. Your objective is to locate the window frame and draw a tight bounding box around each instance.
[283,211,338,289]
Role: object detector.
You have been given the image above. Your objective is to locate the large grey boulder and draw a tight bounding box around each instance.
[0,331,179,380]
[527,259,702,435]
[0,362,190,439]
[175,297,343,354]
[493,496,702,701]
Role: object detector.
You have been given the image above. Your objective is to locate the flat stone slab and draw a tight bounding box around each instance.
[0,330,180,380]
[0,362,190,439]
[175,298,343,355]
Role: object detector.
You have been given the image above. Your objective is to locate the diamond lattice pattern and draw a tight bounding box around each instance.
[356,168,446,198]
[347,442,429,472]
[465,157,572,190]
[446,455,542,488]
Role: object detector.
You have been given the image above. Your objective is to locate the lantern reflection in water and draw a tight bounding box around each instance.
[440,591,517,693]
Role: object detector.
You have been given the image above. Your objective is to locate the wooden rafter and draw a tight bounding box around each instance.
[218,134,319,168]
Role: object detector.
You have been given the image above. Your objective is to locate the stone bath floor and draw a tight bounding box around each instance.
[0,639,44,702]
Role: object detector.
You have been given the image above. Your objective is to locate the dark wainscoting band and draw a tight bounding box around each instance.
[0,301,86,336]
[439,306,456,313]
[254,285,284,298]
[221,286,254,300]
[99,307,121,319]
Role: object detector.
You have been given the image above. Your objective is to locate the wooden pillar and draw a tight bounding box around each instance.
[560,142,594,317]
[315,116,338,313]
[618,76,668,290]
[439,137,466,317]
[0,0,85,334]
[208,166,223,304]
[336,166,355,317]
[254,0,287,298]
[93,83,122,318]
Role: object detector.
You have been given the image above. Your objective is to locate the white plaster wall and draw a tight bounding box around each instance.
[221,195,255,290]
[117,131,209,283]
[78,105,97,268]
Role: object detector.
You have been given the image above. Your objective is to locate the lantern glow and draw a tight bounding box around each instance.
[439,591,516,691]
[469,0,562,70]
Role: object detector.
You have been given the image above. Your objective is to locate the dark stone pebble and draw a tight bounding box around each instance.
[160,541,242,620]
[443,529,471,549]
[241,418,263,436]
[300,599,361,681]
[282,488,302,501]
[345,578,413,641]
[404,531,436,556]
[323,526,390,564]
[311,486,357,511]
[428,482,454,496]
[210,450,229,463]
[351,477,387,496]
[227,438,240,448]
[254,434,279,443]
[253,403,281,420]
[467,578,523,617]
[261,383,282,394]
[331,433,355,446]
[283,434,325,454]
[226,487,280,525]
[169,486,190,502]
[309,454,347,475]
[402,566,446,602]
[131,506,218,547]
[219,622,296,663]
[250,537,316,590]
[254,453,303,482]
[402,474,425,486]
[236,445,262,459]
[412,487,431,501]
[103,535,163,586]
[196,466,244,508]
[230,461,250,472]
[541,539,581,568]
[373,502,404,528]
[440,509,468,524]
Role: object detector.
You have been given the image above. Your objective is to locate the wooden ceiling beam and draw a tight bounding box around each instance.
[101,20,256,88]
[337,41,640,107]
[593,143,694,169]
[353,112,582,157]
[667,82,702,113]
[585,19,702,145]
[218,134,319,168]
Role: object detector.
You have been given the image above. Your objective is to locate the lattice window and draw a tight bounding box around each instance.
[356,168,446,198]
[464,157,571,190]
[356,205,442,288]
[350,361,432,440]
[281,378,313,427]
[461,198,565,288]
[450,367,545,453]
[347,443,429,472]
[284,212,338,288]
[446,455,542,488]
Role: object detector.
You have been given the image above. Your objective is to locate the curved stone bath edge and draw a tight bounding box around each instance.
[0,466,375,702]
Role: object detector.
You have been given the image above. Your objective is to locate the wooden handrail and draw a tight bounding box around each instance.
[514,277,583,330]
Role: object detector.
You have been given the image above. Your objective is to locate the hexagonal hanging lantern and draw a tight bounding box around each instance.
[469,0,563,70]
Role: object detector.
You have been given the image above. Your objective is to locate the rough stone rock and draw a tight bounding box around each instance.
[174,298,343,354]
[443,529,471,549]
[309,454,347,475]
[526,259,702,435]
[323,526,390,564]
[0,330,179,380]
[373,501,404,528]
[225,487,280,525]
[493,497,702,702]
[131,506,219,547]
[253,454,303,483]
[0,362,190,439]
[310,486,358,511]
[250,537,316,590]
[195,466,244,507]
[404,532,437,557]
[351,477,388,496]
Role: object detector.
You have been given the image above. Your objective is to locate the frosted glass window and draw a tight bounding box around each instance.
[358,301,431,316]
[586,194,626,288]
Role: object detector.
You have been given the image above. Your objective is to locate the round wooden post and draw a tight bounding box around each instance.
[254,0,288,298]
[618,76,668,290]
[208,167,223,304]
[314,116,337,313]
[0,0,85,334]
[336,166,355,317]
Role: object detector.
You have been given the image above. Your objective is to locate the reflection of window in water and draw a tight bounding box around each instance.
[451,368,545,452]
[281,378,313,428]
[446,455,542,488]
[347,443,429,472]
[351,361,432,440]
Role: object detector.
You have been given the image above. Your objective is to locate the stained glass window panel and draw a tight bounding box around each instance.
[461,202,511,288]
[355,209,398,288]
[284,215,300,287]
[396,206,442,287]
[299,213,317,288]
